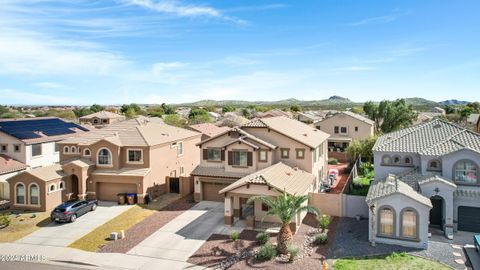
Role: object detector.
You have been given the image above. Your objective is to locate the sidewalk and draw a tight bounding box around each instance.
[0,243,208,270]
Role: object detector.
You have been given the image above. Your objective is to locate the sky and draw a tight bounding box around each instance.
[0,0,479,105]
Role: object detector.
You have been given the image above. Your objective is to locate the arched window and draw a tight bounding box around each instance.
[71,146,77,153]
[16,183,25,204]
[401,209,417,239]
[49,183,56,192]
[59,181,65,190]
[393,155,401,165]
[428,160,441,171]
[29,184,39,205]
[83,148,91,156]
[378,206,395,236]
[98,148,112,165]
[404,156,412,165]
[64,146,69,153]
[454,160,478,184]
[382,155,391,165]
[93,119,98,124]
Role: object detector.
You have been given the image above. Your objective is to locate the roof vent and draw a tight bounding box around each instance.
[293,166,299,171]
[303,133,307,136]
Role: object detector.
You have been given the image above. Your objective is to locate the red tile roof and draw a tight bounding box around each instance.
[189,123,229,138]
[0,154,28,175]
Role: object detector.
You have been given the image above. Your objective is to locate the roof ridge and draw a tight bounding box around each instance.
[419,129,466,155]
[135,126,150,146]
[377,120,435,149]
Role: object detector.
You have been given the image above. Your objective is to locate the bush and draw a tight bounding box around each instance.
[0,215,10,228]
[230,230,239,241]
[287,245,300,262]
[358,162,374,176]
[256,243,277,260]
[317,214,331,231]
[256,232,269,245]
[314,233,328,245]
[328,158,338,165]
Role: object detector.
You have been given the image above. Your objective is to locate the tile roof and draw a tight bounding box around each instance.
[243,116,330,148]
[191,166,249,179]
[219,162,315,195]
[373,119,480,156]
[79,111,125,120]
[366,174,432,207]
[61,117,200,147]
[0,154,28,175]
[63,158,95,168]
[11,164,66,182]
[197,127,277,149]
[189,123,229,138]
[341,111,375,125]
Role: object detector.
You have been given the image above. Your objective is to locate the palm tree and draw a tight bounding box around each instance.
[247,191,319,254]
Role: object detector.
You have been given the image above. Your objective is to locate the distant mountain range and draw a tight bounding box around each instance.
[174,96,465,111]
[439,99,470,105]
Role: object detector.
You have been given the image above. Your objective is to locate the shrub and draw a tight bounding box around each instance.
[314,233,328,245]
[359,162,374,176]
[0,215,10,228]
[317,214,331,231]
[230,230,239,241]
[256,232,269,245]
[287,245,300,262]
[328,158,338,165]
[256,243,277,260]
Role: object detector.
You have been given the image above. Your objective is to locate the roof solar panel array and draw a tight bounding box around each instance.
[0,118,88,140]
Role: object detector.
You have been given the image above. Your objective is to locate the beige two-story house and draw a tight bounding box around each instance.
[79,111,126,127]
[191,116,329,231]
[7,117,201,211]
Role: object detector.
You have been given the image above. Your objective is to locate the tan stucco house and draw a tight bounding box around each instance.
[191,116,329,230]
[368,119,480,248]
[79,111,126,127]
[7,117,201,211]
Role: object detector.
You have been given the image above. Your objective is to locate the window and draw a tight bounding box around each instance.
[340,127,347,134]
[83,148,91,156]
[382,155,391,165]
[0,144,7,153]
[428,160,441,171]
[16,183,25,204]
[378,207,395,236]
[49,184,56,192]
[98,148,112,165]
[404,156,412,165]
[258,149,268,162]
[393,155,401,165]
[102,119,108,124]
[296,149,305,159]
[54,143,59,153]
[93,119,98,124]
[454,160,478,184]
[128,149,143,163]
[355,126,359,132]
[71,146,77,153]
[281,148,290,159]
[64,146,69,153]
[334,126,339,134]
[232,150,248,167]
[59,181,65,190]
[262,203,269,212]
[29,184,39,205]
[14,144,21,152]
[401,209,417,238]
[177,142,183,156]
[31,144,42,157]
[207,148,221,161]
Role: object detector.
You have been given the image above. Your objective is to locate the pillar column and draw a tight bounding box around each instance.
[224,196,234,225]
[233,196,241,218]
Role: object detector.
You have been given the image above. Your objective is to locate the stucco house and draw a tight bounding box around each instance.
[367,119,480,248]
[188,123,230,141]
[79,111,126,127]
[7,117,201,211]
[191,116,329,230]
[0,155,28,200]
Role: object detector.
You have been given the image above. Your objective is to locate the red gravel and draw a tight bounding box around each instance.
[99,195,197,253]
[188,214,339,270]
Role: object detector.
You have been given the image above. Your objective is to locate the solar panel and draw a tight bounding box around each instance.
[0,118,88,140]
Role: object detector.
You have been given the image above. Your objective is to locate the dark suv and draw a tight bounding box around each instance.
[51,200,98,223]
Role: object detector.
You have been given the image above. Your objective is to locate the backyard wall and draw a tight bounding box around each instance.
[342,194,369,218]
[308,193,369,218]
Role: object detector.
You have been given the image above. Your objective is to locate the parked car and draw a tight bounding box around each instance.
[50,200,98,223]
[475,234,480,251]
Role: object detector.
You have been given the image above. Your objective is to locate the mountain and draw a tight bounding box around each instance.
[439,99,469,105]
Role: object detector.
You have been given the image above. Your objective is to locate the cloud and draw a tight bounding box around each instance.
[349,15,396,26]
[33,82,65,89]
[152,61,190,73]
[0,89,78,105]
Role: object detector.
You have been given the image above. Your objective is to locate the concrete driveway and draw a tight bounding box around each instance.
[128,201,238,262]
[16,201,132,247]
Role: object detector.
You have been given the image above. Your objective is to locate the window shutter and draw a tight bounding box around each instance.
[221,150,225,161]
[203,149,208,160]
[228,151,233,165]
[247,152,253,166]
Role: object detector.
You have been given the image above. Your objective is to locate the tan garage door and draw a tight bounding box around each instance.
[202,182,229,202]
[96,182,137,201]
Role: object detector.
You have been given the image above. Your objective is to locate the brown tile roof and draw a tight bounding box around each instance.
[244,116,330,148]
[191,166,249,179]
[60,117,200,147]
[197,127,277,149]
[8,164,65,182]
[219,162,315,195]
[79,111,126,120]
[189,123,229,138]
[0,155,28,175]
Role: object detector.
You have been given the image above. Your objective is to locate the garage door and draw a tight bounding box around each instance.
[96,182,137,201]
[458,206,480,232]
[202,182,228,202]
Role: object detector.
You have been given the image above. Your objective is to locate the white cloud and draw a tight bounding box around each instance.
[152,61,190,73]
[349,15,396,26]
[0,89,78,105]
[33,82,64,89]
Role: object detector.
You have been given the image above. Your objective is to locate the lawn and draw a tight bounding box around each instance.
[68,193,181,251]
[333,253,450,270]
[0,210,51,242]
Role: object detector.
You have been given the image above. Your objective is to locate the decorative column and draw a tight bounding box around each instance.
[224,196,234,225]
[233,196,241,218]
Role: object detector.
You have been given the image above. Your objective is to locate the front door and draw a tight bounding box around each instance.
[430,196,443,228]
[71,175,79,200]
[169,178,179,193]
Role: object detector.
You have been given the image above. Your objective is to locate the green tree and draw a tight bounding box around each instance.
[0,105,9,115]
[289,105,302,112]
[443,105,456,114]
[222,106,235,113]
[73,107,93,118]
[188,107,209,119]
[459,106,473,121]
[247,192,318,255]
[124,108,137,119]
[90,104,104,113]
[161,103,175,115]
[164,114,187,127]
[346,140,363,161]
[466,102,480,113]
[363,99,417,133]
[147,106,164,117]
[46,109,76,120]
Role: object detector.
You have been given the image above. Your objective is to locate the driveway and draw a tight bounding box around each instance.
[128,201,237,262]
[16,201,132,247]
